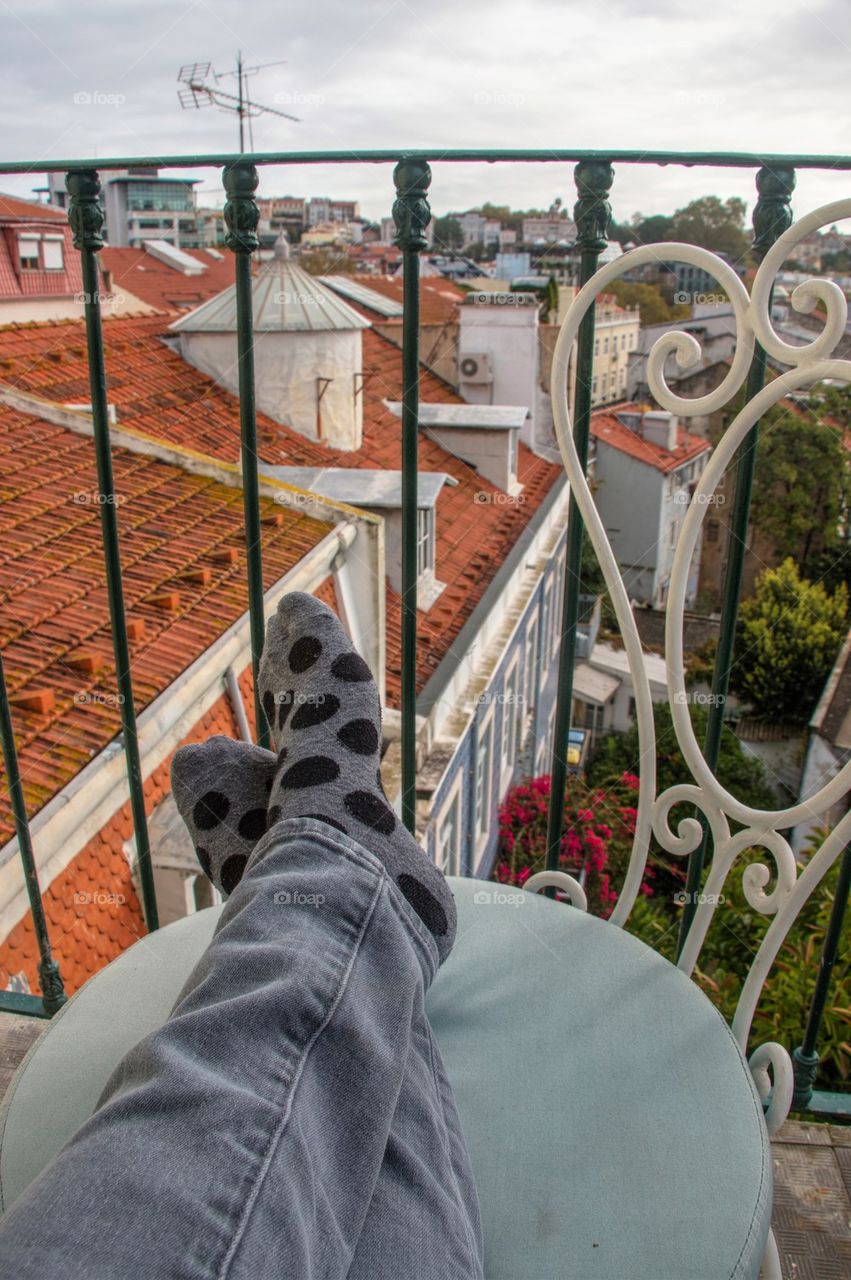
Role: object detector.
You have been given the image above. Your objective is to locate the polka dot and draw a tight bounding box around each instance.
[337,718,378,755]
[291,694,340,730]
[194,791,230,831]
[278,692,295,731]
[289,635,322,673]
[196,847,212,879]
[268,805,282,826]
[220,854,248,896]
[397,873,449,936]
[279,756,340,789]
[331,651,372,683]
[262,690,276,731]
[303,813,348,834]
[343,790,396,835]
[238,808,267,841]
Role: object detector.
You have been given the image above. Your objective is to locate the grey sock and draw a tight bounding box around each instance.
[171,737,277,896]
[258,592,456,962]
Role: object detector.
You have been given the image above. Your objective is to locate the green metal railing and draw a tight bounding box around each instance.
[0,147,848,1115]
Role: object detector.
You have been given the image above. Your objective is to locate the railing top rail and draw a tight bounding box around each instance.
[0,148,850,176]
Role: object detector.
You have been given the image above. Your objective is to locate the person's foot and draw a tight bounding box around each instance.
[171,737,277,895]
[255,592,456,960]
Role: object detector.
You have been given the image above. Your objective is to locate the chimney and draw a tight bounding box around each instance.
[641,410,678,451]
[169,233,370,452]
[458,292,539,448]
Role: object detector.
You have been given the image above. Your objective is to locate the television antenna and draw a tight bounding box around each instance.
[178,52,301,152]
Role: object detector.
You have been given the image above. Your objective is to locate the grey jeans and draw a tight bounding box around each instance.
[0,818,484,1279]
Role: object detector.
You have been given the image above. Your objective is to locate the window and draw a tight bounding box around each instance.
[416,508,433,577]
[707,519,720,543]
[501,653,520,776]
[524,613,539,718]
[41,236,64,270]
[602,373,608,392]
[603,337,609,354]
[592,377,598,398]
[474,712,495,846]
[436,777,462,875]
[594,339,600,356]
[621,334,626,350]
[541,581,552,668]
[17,235,39,270]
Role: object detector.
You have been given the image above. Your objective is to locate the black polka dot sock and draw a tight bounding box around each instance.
[171,736,278,896]
[258,592,456,963]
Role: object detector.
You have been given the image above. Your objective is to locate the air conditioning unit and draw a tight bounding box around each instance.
[459,353,493,384]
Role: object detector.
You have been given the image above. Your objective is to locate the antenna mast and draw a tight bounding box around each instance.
[178,52,301,151]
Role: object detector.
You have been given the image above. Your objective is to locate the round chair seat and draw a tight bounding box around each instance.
[0,878,770,1278]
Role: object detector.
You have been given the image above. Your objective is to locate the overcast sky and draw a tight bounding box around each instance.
[1,0,849,229]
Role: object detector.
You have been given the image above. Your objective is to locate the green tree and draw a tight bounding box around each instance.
[431,215,464,251]
[298,246,355,276]
[588,700,776,810]
[604,280,690,326]
[667,195,749,261]
[750,401,851,588]
[731,559,847,721]
[631,212,675,245]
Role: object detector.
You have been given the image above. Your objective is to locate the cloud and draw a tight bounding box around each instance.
[0,0,847,225]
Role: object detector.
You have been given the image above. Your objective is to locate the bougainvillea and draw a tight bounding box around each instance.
[494,771,654,918]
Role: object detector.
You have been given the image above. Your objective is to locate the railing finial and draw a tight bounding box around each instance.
[392,158,432,252]
[65,169,104,252]
[223,161,260,254]
[752,166,796,262]
[573,160,614,255]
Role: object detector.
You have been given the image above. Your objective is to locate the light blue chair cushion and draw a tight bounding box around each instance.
[0,878,770,1278]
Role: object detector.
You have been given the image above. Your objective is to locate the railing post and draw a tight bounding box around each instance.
[223,161,268,750]
[0,653,66,1014]
[65,170,159,932]
[792,841,851,1109]
[392,157,431,833]
[676,165,796,954]
[545,161,613,868]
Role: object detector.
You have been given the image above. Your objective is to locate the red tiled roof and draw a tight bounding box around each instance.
[99,246,237,314]
[0,407,331,845]
[0,313,562,706]
[0,195,81,301]
[0,194,66,222]
[591,403,711,474]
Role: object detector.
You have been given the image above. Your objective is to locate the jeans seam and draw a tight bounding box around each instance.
[216,856,386,1280]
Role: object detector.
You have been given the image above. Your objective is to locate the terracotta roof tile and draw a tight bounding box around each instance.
[99,247,237,315]
[591,402,711,474]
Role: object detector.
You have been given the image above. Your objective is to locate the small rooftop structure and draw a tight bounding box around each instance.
[142,240,207,276]
[386,403,527,432]
[261,467,451,509]
[170,235,368,334]
[319,275,404,318]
